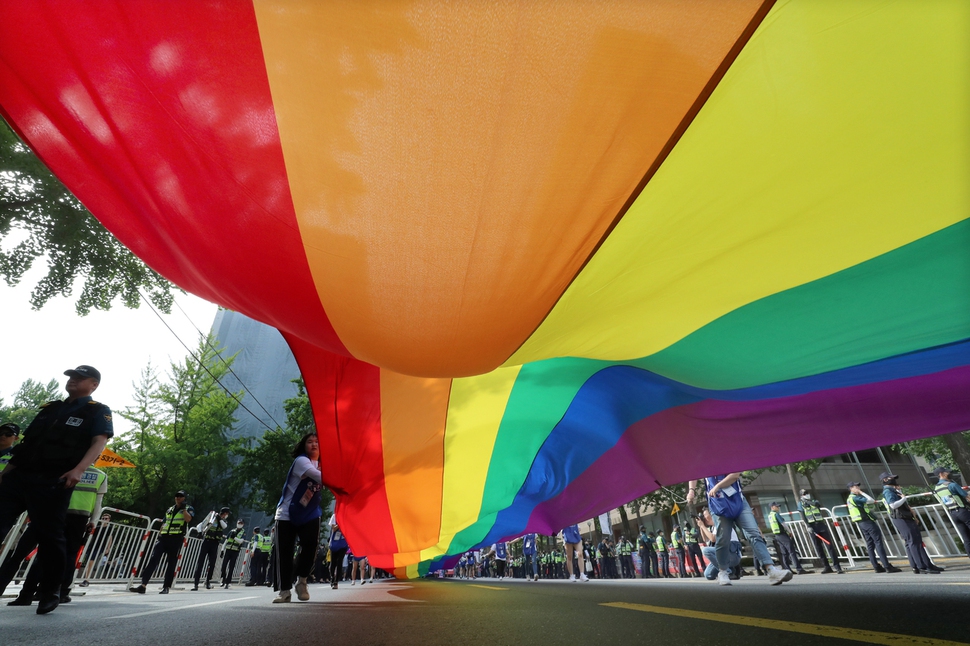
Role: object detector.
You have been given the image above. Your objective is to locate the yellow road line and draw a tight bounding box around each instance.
[468,584,508,591]
[602,602,968,646]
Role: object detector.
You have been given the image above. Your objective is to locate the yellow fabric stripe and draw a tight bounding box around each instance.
[420,366,521,562]
[509,0,970,365]
[603,602,968,646]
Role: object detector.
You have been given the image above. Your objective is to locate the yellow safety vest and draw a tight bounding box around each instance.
[67,467,106,516]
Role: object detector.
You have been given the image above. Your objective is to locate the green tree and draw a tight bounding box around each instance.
[1,117,175,315]
[895,431,970,484]
[234,378,334,517]
[104,337,243,518]
[0,377,62,428]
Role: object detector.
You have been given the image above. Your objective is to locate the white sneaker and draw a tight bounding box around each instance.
[369,578,374,584]
[767,565,793,586]
[569,574,576,582]
[272,590,291,603]
[717,571,732,586]
[351,580,356,586]
[580,574,589,582]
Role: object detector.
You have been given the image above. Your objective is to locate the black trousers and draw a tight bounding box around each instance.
[275,518,320,592]
[18,514,89,598]
[141,534,183,587]
[221,549,240,584]
[674,547,687,577]
[858,520,891,569]
[809,523,843,570]
[686,543,706,575]
[0,470,73,597]
[194,538,220,585]
[892,517,931,570]
[947,508,970,559]
[657,551,670,577]
[649,550,659,578]
[249,550,267,584]
[329,547,348,584]
[638,548,652,577]
[774,533,803,570]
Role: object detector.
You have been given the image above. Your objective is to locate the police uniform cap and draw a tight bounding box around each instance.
[0,422,20,435]
[879,472,898,482]
[221,506,231,514]
[933,466,952,476]
[770,501,781,507]
[846,481,862,489]
[175,490,187,498]
[799,489,808,496]
[64,365,101,381]
[254,527,260,532]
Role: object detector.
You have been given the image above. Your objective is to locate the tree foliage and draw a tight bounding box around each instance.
[0,117,175,315]
[233,378,334,517]
[104,337,244,518]
[895,431,970,484]
[0,377,62,429]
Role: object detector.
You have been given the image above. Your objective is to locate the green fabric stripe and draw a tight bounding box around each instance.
[640,218,970,390]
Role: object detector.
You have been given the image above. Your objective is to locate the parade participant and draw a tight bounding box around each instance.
[0,366,112,615]
[931,467,970,560]
[130,490,194,594]
[522,533,539,581]
[767,502,809,574]
[273,433,323,603]
[880,472,941,574]
[327,514,349,589]
[245,527,266,586]
[687,474,793,586]
[221,519,246,588]
[797,490,843,574]
[561,523,589,582]
[192,507,230,590]
[488,541,508,578]
[684,521,707,577]
[846,482,902,573]
[654,530,670,578]
[351,553,367,585]
[636,526,653,578]
[670,525,688,578]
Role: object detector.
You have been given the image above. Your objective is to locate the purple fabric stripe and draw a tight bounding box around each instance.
[526,366,970,534]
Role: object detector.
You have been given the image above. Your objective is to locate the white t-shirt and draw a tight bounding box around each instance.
[275,455,322,521]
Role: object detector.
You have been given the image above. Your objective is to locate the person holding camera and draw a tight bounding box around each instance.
[130,490,194,594]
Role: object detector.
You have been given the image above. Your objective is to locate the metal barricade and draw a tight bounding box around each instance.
[0,512,29,571]
[74,507,153,585]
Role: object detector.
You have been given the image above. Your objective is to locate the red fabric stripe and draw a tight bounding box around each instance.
[0,1,347,355]
[285,335,398,563]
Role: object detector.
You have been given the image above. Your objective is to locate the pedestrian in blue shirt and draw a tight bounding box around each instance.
[881,472,941,575]
[522,533,539,581]
[561,524,588,582]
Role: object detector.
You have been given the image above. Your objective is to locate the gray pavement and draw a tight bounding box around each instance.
[2,564,969,645]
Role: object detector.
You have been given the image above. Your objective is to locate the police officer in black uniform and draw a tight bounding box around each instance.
[130,490,194,594]
[797,489,843,573]
[192,506,230,590]
[932,467,970,560]
[0,365,113,615]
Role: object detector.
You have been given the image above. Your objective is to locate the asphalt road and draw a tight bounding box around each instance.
[3,566,970,646]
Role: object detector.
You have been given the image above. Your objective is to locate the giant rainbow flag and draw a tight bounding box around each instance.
[1,1,968,576]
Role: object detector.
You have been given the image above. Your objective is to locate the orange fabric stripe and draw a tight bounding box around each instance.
[253,0,766,377]
[380,371,451,561]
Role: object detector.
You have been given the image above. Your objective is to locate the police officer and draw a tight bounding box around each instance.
[670,525,687,578]
[0,422,20,470]
[0,365,113,615]
[130,490,194,594]
[192,506,230,590]
[931,466,970,561]
[768,502,809,574]
[655,530,670,578]
[636,526,653,578]
[846,482,901,573]
[259,525,274,585]
[245,527,265,585]
[797,489,843,573]
[880,472,941,574]
[6,465,108,605]
[221,519,246,588]
[617,535,634,578]
[684,520,707,577]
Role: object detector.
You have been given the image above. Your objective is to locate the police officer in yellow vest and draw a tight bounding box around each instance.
[6,465,108,606]
[670,526,688,578]
[618,536,634,579]
[768,502,809,575]
[683,522,707,578]
[846,482,901,573]
[220,519,246,588]
[932,466,970,560]
[192,506,230,590]
[130,490,194,594]
[655,531,670,578]
[0,365,113,615]
[797,490,843,574]
[0,422,20,470]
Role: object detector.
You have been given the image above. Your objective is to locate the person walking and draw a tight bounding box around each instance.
[797,490,843,574]
[687,474,793,587]
[192,507,230,590]
[561,524,589,582]
[767,502,809,574]
[131,490,194,594]
[327,514,349,589]
[522,533,539,581]
[846,482,902,573]
[931,467,970,561]
[881,472,942,575]
[220,519,246,588]
[273,433,323,603]
[0,366,112,615]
